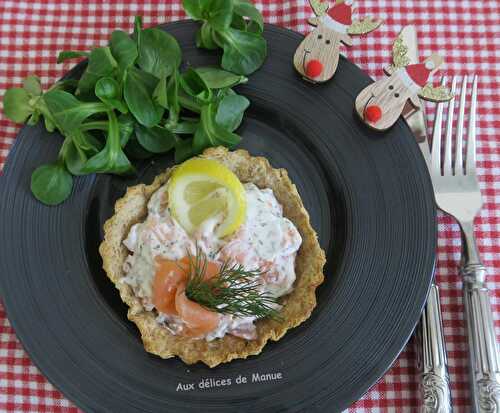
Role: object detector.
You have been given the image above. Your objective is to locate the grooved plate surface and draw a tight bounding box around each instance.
[0,22,436,413]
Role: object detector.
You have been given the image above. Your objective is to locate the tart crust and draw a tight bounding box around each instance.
[99,147,326,367]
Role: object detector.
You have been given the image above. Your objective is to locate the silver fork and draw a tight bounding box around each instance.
[430,75,500,412]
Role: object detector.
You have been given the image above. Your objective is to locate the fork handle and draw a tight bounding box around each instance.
[418,283,453,412]
[462,263,500,412]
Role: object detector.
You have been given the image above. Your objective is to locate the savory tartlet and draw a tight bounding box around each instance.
[100,147,325,367]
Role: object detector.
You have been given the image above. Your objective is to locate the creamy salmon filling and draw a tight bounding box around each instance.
[121,182,302,341]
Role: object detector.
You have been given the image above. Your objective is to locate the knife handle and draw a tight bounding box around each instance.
[418,283,453,413]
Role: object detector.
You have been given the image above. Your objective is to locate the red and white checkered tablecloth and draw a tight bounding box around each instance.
[0,1,498,411]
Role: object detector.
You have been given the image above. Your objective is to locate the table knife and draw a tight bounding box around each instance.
[401,25,453,413]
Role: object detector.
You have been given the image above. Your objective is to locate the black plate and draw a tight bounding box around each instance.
[0,22,436,412]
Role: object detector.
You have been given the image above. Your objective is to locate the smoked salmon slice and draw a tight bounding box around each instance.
[175,288,220,334]
[152,257,189,315]
[153,256,221,336]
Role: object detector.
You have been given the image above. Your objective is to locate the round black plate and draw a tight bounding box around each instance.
[0,22,436,412]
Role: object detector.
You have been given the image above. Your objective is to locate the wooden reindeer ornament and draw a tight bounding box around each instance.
[293,0,382,83]
[355,30,453,131]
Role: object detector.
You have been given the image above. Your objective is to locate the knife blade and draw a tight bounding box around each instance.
[400,25,453,413]
[401,25,431,164]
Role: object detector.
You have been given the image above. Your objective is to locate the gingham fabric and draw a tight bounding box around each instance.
[0,1,498,412]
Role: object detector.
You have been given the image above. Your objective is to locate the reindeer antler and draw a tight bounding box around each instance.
[309,0,329,16]
[387,32,411,74]
[348,17,383,35]
[419,84,453,102]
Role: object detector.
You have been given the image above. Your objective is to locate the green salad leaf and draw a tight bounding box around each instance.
[180,68,213,104]
[23,76,43,96]
[124,66,164,127]
[62,137,88,176]
[193,102,241,153]
[218,28,266,75]
[95,77,128,113]
[57,50,90,63]
[173,120,199,134]
[110,30,138,73]
[204,0,233,31]
[138,28,181,79]
[182,0,204,19]
[3,88,33,123]
[135,124,176,154]
[195,67,247,89]
[31,162,73,205]
[233,0,263,32]
[215,94,249,131]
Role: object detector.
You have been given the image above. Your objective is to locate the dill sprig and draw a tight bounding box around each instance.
[184,247,283,321]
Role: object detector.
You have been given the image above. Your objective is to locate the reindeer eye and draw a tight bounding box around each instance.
[389,85,394,90]
[326,40,331,44]
[317,34,323,39]
[394,93,400,98]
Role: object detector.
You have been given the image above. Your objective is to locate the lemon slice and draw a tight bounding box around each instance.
[167,158,247,237]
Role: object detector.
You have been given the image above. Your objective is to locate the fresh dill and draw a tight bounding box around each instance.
[184,247,282,321]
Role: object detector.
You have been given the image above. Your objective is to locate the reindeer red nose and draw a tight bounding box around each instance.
[364,105,382,123]
[305,59,323,78]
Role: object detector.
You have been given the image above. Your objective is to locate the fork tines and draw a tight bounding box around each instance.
[430,75,479,177]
